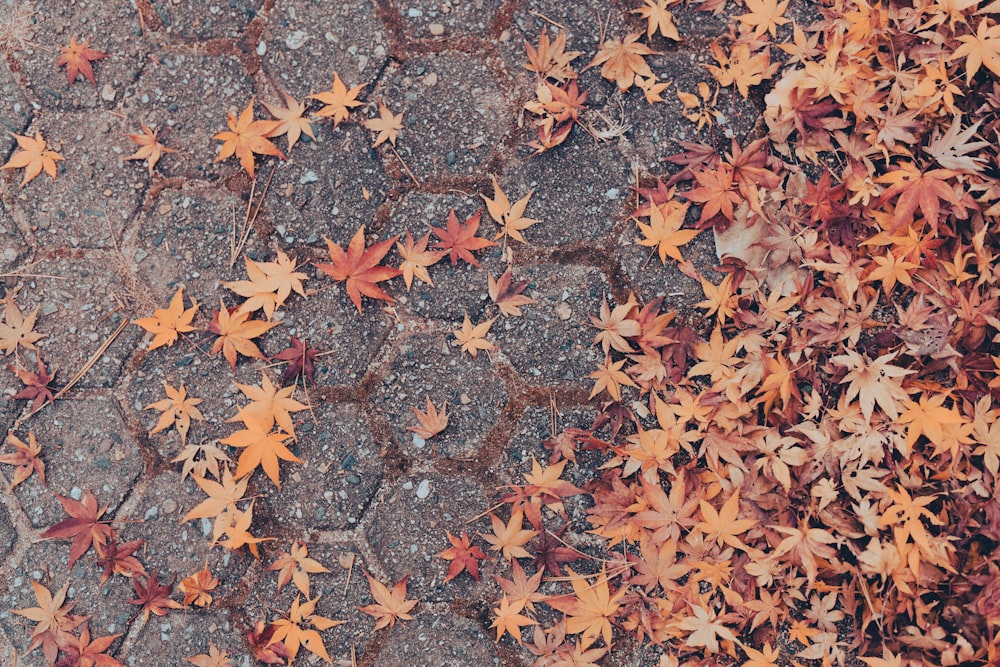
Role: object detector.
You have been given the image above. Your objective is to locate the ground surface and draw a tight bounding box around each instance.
[0,1,764,666]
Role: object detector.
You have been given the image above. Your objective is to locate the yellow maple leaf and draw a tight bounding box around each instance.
[363,101,403,147]
[452,313,497,358]
[309,72,365,125]
[134,287,199,351]
[1,131,64,187]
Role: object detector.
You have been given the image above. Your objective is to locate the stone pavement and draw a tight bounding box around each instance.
[0,0,761,665]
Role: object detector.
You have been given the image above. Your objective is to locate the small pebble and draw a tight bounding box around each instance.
[408,7,423,16]
[300,170,319,184]
[285,30,308,49]
[101,84,116,101]
[161,499,177,514]
[429,23,444,35]
[256,41,266,55]
[423,72,438,86]
[416,479,431,499]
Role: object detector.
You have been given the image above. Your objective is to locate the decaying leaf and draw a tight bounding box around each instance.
[407,397,449,440]
[125,123,177,175]
[0,430,45,490]
[145,382,204,445]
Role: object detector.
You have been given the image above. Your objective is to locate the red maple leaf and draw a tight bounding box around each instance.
[40,490,115,569]
[439,531,487,582]
[129,571,181,622]
[430,209,498,268]
[10,353,56,411]
[271,336,319,386]
[56,36,107,86]
[315,226,401,313]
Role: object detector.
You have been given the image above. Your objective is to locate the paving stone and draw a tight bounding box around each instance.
[148,0,264,42]
[496,141,631,246]
[495,403,598,482]
[0,541,137,659]
[382,189,508,322]
[377,51,511,181]
[617,222,718,308]
[387,0,503,39]
[123,183,266,307]
[0,199,29,274]
[373,612,500,667]
[492,263,607,386]
[121,54,255,179]
[260,0,389,100]
[369,332,508,460]
[268,401,384,531]
[261,122,390,246]
[366,472,494,602]
[9,393,143,529]
[0,58,32,155]
[0,496,16,561]
[9,0,148,111]
[11,252,142,388]
[0,111,144,250]
[124,612,247,666]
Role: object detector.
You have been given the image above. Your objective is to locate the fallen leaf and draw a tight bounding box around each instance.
[359,572,418,630]
[491,595,536,644]
[525,26,582,81]
[129,571,182,622]
[270,594,344,663]
[269,541,330,596]
[263,92,316,152]
[408,397,449,440]
[134,287,199,351]
[0,292,45,354]
[488,270,535,317]
[125,122,176,176]
[1,131,64,187]
[56,36,107,85]
[11,580,86,665]
[55,624,124,667]
[208,300,280,370]
[94,539,146,586]
[145,382,204,445]
[482,176,539,243]
[309,72,364,126]
[0,430,45,490]
[452,312,497,358]
[271,336,319,387]
[587,33,658,91]
[439,531,487,582]
[186,641,234,667]
[315,226,402,313]
[396,230,446,290]
[213,99,286,178]
[225,249,308,320]
[430,209,498,267]
[178,564,219,607]
[40,489,115,569]
[10,353,57,411]
[363,101,403,147]
[221,422,302,489]
[230,372,307,437]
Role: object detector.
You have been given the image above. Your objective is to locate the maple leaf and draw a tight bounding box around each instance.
[831,350,915,421]
[271,336,319,387]
[40,489,115,569]
[12,580,86,665]
[230,372,307,437]
[636,200,698,263]
[186,641,234,667]
[686,163,740,223]
[208,300,280,370]
[482,176,539,243]
[674,604,738,653]
[494,560,545,613]
[359,572,419,630]
[695,274,738,325]
[309,72,365,126]
[482,511,538,560]
[631,536,688,592]
[172,441,231,481]
[225,249,308,320]
[693,490,758,552]
[408,397,449,440]
[439,531,487,581]
[491,595,536,644]
[636,75,671,104]
[634,0,681,40]
[145,382,204,445]
[396,230,446,290]
[875,162,961,234]
[56,36,107,85]
[706,41,776,98]
[10,353,57,411]
[1,131,64,187]
[270,594,344,663]
[363,101,403,147]
[269,541,330,596]
[430,209,498,267]
[0,292,44,354]
[587,33,658,92]
[222,422,302,489]
[0,430,45,490]
[213,99,285,178]
[182,466,249,522]
[211,504,274,558]
[247,621,292,665]
[525,27,582,81]
[452,312,497,358]
[488,270,535,317]
[545,567,625,648]
[94,539,146,586]
[125,123,176,176]
[951,19,1000,83]
[129,571,181,622]
[134,287,199,351]
[315,226,402,313]
[262,92,315,152]
[528,526,584,575]
[737,0,790,37]
[590,296,639,354]
[589,356,637,402]
[925,115,988,173]
[54,624,123,667]
[178,564,219,607]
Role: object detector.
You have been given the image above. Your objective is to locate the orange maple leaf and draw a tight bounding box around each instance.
[0,292,45,353]
[482,511,538,561]
[262,92,315,152]
[125,123,176,176]
[270,594,343,663]
[221,422,302,489]
[491,595,536,644]
[269,541,330,597]
[439,531,487,582]
[178,564,219,607]
[134,287,199,351]
[213,99,286,178]
[39,489,115,569]
[363,101,403,147]
[482,176,539,243]
[634,0,681,40]
[452,313,497,358]
[208,300,280,370]
[0,430,45,491]
[359,572,419,630]
[309,72,365,126]
[315,226,401,313]
[56,36,107,85]
[525,26,582,81]
[488,270,535,317]
[430,209,498,267]
[396,230,446,290]
[545,567,625,648]
[694,490,759,552]
[408,397,449,440]
[144,382,204,445]
[587,33,658,91]
[1,131,64,187]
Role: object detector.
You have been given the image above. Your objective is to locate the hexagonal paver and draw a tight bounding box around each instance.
[369,332,508,460]
[148,0,264,42]
[123,610,248,667]
[376,51,511,181]
[0,111,144,250]
[492,263,607,386]
[11,252,142,388]
[382,189,509,322]
[123,183,265,307]
[121,54,255,180]
[387,0,503,39]
[0,58,32,155]
[617,223,716,307]
[267,401,384,531]
[496,140,631,246]
[0,199,29,274]
[9,393,143,529]
[373,612,500,666]
[495,404,598,482]
[260,0,389,100]
[366,472,493,602]
[262,122,391,245]
[9,0,148,111]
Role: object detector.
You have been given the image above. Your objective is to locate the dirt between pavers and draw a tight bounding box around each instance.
[0,0,770,665]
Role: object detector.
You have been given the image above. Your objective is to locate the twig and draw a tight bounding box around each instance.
[390,146,420,186]
[527,9,568,33]
[230,166,276,268]
[465,500,508,524]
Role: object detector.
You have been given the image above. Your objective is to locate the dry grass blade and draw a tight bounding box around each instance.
[229,165,276,268]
